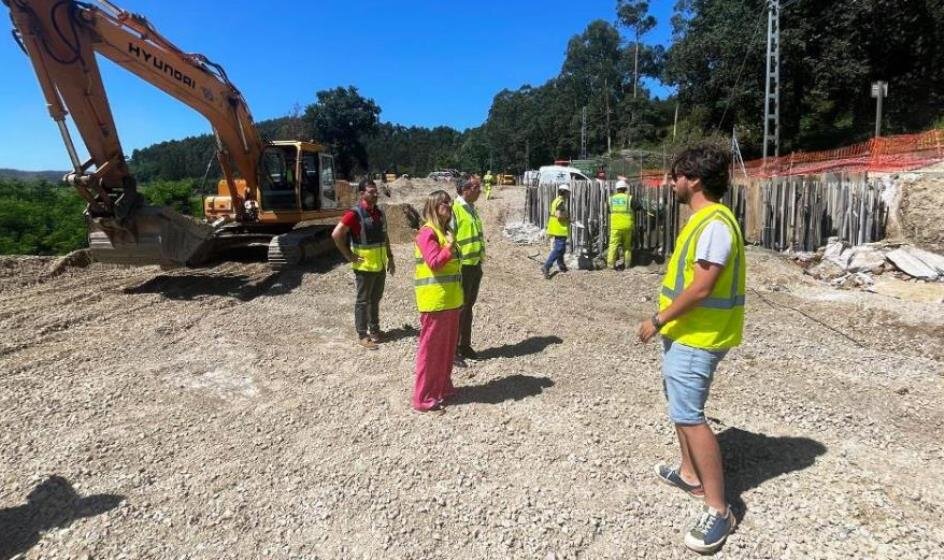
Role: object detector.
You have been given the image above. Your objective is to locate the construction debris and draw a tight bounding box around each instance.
[502,221,545,245]
[797,237,944,287]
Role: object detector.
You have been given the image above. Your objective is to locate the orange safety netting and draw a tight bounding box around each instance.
[633,129,944,184]
[742,128,944,177]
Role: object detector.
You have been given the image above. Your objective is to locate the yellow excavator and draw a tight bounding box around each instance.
[5,0,351,268]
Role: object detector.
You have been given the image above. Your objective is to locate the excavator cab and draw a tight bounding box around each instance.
[205,141,338,220]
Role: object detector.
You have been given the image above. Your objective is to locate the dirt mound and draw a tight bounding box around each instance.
[897,174,944,253]
[382,203,420,244]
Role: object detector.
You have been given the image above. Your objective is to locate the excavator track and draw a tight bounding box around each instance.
[266,225,336,270]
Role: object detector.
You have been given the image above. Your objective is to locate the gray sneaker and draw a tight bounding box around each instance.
[654,464,705,498]
[684,504,736,553]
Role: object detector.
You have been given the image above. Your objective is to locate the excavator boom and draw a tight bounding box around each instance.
[5,0,346,267]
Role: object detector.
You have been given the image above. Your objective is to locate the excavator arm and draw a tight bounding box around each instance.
[6,0,267,264]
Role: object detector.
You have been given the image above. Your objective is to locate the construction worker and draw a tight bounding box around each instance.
[636,146,745,554]
[412,189,464,412]
[483,170,494,200]
[331,178,396,350]
[541,184,571,279]
[451,176,485,367]
[607,179,634,269]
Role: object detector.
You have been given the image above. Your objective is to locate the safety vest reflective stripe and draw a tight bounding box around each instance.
[453,201,485,265]
[610,193,633,230]
[547,196,569,237]
[661,210,744,309]
[658,203,746,350]
[350,205,387,272]
[414,222,463,312]
[414,274,463,286]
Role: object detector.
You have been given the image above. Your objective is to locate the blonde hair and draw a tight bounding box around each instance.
[422,189,452,232]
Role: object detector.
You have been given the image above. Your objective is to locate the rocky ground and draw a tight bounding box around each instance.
[1,185,942,559]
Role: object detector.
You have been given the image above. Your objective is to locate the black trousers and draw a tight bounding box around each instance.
[354,270,386,337]
[458,263,483,352]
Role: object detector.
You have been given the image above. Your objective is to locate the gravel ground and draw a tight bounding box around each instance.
[1,185,942,559]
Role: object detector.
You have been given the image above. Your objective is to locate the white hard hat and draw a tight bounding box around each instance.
[558,184,571,192]
[615,179,629,190]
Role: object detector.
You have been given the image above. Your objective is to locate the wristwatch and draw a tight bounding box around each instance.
[651,313,664,329]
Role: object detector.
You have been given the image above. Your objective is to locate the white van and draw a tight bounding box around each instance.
[538,165,592,187]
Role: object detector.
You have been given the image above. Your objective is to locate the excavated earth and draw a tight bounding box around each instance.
[1,183,943,559]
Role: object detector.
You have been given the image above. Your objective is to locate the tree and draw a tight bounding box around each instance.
[617,0,657,99]
[303,86,381,178]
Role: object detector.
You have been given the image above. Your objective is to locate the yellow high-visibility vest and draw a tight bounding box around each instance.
[414,222,464,313]
[547,196,569,237]
[452,199,485,266]
[349,205,387,272]
[658,203,746,350]
[609,192,634,230]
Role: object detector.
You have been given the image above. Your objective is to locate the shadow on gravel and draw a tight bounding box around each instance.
[452,374,554,405]
[382,324,420,342]
[0,475,123,560]
[476,335,564,360]
[719,427,827,523]
[122,253,347,302]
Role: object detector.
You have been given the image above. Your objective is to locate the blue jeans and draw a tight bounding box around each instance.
[544,236,568,271]
[661,338,727,425]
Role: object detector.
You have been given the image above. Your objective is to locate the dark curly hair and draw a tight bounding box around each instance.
[670,146,731,199]
[357,178,376,192]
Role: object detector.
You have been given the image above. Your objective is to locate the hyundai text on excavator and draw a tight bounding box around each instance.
[5,0,352,268]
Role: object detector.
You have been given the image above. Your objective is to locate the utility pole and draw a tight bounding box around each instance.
[763,0,801,165]
[580,106,588,159]
[762,0,781,163]
[871,81,888,137]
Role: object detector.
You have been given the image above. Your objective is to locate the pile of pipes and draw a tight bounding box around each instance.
[796,237,944,289]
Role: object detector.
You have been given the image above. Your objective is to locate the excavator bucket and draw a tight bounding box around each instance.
[87,205,217,268]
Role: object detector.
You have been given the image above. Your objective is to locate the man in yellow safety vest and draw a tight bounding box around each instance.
[541,184,571,279]
[607,179,635,269]
[451,176,486,366]
[636,146,745,554]
[331,179,396,350]
[483,170,494,200]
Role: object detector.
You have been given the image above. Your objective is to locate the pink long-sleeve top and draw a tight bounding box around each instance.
[416,226,456,270]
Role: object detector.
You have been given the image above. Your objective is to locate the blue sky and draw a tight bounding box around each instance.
[1,0,675,170]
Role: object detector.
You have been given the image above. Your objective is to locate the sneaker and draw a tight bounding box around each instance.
[684,504,737,554]
[368,331,383,343]
[654,464,705,498]
[357,337,379,351]
[452,355,468,368]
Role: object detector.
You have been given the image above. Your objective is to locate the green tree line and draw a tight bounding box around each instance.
[127,0,943,181]
[0,178,204,255]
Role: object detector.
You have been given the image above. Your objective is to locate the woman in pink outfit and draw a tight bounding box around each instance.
[412,190,464,412]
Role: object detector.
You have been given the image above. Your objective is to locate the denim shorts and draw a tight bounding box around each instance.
[662,338,727,425]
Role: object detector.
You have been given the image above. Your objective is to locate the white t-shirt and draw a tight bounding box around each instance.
[694,220,732,266]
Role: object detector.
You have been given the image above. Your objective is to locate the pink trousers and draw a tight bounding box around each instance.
[412,308,460,411]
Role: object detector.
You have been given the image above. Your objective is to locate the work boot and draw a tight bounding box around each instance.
[541,265,550,279]
[358,337,379,351]
[368,330,383,343]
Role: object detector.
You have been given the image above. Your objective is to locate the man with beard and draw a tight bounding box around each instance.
[636,146,746,554]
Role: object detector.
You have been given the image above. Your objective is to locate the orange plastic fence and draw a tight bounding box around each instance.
[633,129,944,184]
[742,128,944,177]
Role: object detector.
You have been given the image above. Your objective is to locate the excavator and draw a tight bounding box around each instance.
[5,0,352,268]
